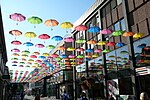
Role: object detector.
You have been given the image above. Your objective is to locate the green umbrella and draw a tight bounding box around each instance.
[77,55,84,58]
[28,16,43,28]
[109,55,115,58]
[120,51,128,54]
[75,39,86,44]
[11,58,18,60]
[55,57,62,61]
[46,45,55,49]
[112,30,124,36]
[102,49,111,53]
[19,62,25,64]
[22,50,30,54]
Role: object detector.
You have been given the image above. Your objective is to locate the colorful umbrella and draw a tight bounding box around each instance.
[46,45,55,49]
[38,56,46,59]
[144,46,150,51]
[42,53,49,57]
[12,61,18,63]
[9,30,22,37]
[44,19,59,30]
[52,36,63,41]
[57,46,66,50]
[77,55,84,58]
[9,13,26,25]
[60,22,73,33]
[38,34,50,40]
[27,16,43,27]
[28,59,34,62]
[11,58,18,60]
[116,42,125,47]
[32,52,40,55]
[22,50,30,54]
[107,42,116,46]
[112,30,124,36]
[64,37,75,42]
[12,53,20,56]
[68,54,76,58]
[97,41,107,45]
[67,47,75,51]
[21,54,28,58]
[11,40,22,45]
[50,54,59,58]
[101,29,113,34]
[24,32,37,40]
[75,25,88,31]
[102,49,111,53]
[11,48,20,52]
[60,54,67,58]
[94,49,102,53]
[133,33,144,39]
[30,55,37,58]
[92,54,99,58]
[35,44,45,48]
[120,51,128,54]
[88,26,100,33]
[86,49,94,52]
[137,44,146,48]
[123,32,135,37]
[75,39,86,44]
[35,60,42,63]
[87,40,97,44]
[23,42,34,46]
[76,48,84,52]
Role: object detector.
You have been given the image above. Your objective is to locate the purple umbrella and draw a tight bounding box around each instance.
[10,13,26,25]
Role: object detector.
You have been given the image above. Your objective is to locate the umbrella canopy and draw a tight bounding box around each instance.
[116,42,125,47]
[9,30,22,36]
[88,26,100,33]
[75,39,86,44]
[42,53,49,57]
[76,48,84,52]
[23,42,34,47]
[12,61,18,63]
[38,56,46,59]
[38,34,50,40]
[112,30,124,36]
[101,29,113,34]
[86,49,94,52]
[50,54,59,58]
[75,25,88,31]
[24,32,37,39]
[60,54,67,58]
[27,16,42,24]
[92,54,99,58]
[107,42,116,46]
[144,46,150,51]
[77,55,84,58]
[36,60,42,63]
[52,36,63,41]
[123,32,135,37]
[28,59,34,62]
[35,44,45,48]
[11,58,18,60]
[57,46,66,50]
[30,55,37,58]
[22,54,28,58]
[21,50,30,54]
[44,19,59,30]
[12,53,20,56]
[60,22,73,29]
[87,40,97,44]
[97,41,107,45]
[137,44,146,48]
[11,40,22,45]
[9,13,26,23]
[94,49,102,53]
[102,49,111,53]
[64,37,75,42]
[32,52,40,55]
[68,54,76,58]
[67,47,75,51]
[133,33,144,39]
[46,45,55,49]
[11,48,20,52]
[120,51,128,54]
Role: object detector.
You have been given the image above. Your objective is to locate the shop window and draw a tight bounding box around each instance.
[120,19,126,31]
[117,0,122,5]
[114,21,120,30]
[111,0,117,9]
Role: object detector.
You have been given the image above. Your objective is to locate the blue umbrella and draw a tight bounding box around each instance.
[23,42,34,46]
[86,49,94,52]
[52,36,63,41]
[38,56,46,59]
[116,42,125,47]
[137,43,146,48]
[85,58,91,61]
[88,26,100,33]
[12,64,17,66]
[46,63,53,67]
[60,54,67,58]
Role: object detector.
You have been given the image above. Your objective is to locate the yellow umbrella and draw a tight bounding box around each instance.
[92,54,99,58]
[97,41,107,45]
[12,53,20,56]
[60,22,73,33]
[42,53,49,57]
[28,59,34,62]
[21,54,28,58]
[133,33,144,39]
[24,32,37,40]
[67,47,75,51]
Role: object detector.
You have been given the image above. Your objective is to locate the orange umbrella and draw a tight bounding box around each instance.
[123,32,135,37]
[9,30,22,36]
[44,19,59,30]
[87,40,97,44]
[57,46,66,50]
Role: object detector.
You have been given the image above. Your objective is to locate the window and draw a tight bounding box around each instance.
[101,8,106,18]
[111,0,117,9]
[114,22,120,30]
[120,19,126,31]
[117,0,122,5]
[106,3,111,15]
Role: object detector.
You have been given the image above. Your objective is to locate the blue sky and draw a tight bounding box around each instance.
[1,0,96,81]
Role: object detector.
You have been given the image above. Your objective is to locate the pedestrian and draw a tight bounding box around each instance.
[34,94,40,100]
[80,91,88,100]
[140,92,149,100]
[61,90,69,100]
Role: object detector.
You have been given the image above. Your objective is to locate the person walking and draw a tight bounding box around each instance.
[61,90,69,100]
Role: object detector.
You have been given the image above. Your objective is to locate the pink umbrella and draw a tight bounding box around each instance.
[35,44,45,48]
[101,29,113,34]
[30,55,37,58]
[50,54,59,58]
[38,34,50,40]
[9,13,26,25]
[11,48,20,52]
[75,25,88,31]
[11,40,22,45]
[64,37,75,42]
[35,60,42,63]
[94,49,102,53]
[68,54,76,58]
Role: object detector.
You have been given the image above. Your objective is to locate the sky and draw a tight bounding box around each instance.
[0,0,96,82]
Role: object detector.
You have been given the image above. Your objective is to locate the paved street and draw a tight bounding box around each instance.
[24,95,60,100]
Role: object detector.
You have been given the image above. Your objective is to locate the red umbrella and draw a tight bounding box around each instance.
[30,55,37,58]
[144,46,150,51]
[11,40,22,45]
[107,42,116,46]
[76,48,84,52]
[38,34,50,39]
[75,25,88,31]
[35,44,45,48]
[35,60,42,63]
[9,13,26,25]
